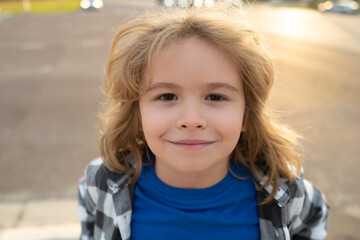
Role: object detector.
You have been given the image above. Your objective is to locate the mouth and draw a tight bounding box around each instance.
[168,139,216,149]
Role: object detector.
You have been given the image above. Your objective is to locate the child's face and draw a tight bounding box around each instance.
[139,37,246,188]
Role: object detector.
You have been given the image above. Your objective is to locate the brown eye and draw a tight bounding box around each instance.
[159,94,178,101]
[206,94,226,101]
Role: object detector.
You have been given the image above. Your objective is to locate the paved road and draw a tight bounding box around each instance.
[0,0,157,200]
[251,6,360,240]
[0,1,359,239]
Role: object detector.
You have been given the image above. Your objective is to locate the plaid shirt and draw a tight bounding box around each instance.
[78,157,329,240]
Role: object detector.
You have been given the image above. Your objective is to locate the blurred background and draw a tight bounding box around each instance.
[0,0,359,239]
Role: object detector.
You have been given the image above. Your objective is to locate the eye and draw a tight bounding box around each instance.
[206,94,227,102]
[158,93,178,101]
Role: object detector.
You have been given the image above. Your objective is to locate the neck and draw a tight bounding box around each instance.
[154,161,229,189]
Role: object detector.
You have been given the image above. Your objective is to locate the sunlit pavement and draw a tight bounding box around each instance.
[0,1,359,239]
[250,5,360,240]
[0,198,79,239]
[247,4,360,53]
[0,224,79,240]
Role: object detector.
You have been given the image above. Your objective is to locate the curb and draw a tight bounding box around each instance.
[0,198,80,240]
[0,223,80,240]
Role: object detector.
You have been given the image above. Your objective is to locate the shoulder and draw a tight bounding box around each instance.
[79,158,134,239]
[285,174,329,239]
[83,157,133,195]
[254,169,329,239]
[79,157,110,209]
[286,173,327,214]
[83,157,109,190]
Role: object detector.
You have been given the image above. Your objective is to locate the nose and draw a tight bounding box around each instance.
[176,103,207,129]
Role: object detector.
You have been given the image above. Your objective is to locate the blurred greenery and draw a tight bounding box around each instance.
[0,0,81,14]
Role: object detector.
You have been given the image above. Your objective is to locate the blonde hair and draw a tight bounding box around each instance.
[99,3,302,202]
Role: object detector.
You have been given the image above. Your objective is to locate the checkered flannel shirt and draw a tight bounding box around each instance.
[78,157,329,240]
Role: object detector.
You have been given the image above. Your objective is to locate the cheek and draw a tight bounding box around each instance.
[211,109,244,141]
[139,104,172,141]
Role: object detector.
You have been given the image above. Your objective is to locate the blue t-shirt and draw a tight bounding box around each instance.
[131,160,260,240]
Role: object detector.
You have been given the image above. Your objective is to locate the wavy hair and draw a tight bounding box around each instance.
[99,3,302,202]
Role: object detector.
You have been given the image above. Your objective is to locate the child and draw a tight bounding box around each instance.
[78,3,329,240]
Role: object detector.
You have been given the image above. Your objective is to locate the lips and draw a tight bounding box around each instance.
[168,139,216,149]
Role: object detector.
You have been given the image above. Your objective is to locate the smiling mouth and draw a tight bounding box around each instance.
[168,140,216,149]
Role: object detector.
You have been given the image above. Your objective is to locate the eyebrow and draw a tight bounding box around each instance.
[206,82,241,92]
[144,82,179,93]
[144,82,240,93]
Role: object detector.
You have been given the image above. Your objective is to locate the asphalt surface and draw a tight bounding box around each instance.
[0,1,360,239]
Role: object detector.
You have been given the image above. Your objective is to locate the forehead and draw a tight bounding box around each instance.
[142,36,240,88]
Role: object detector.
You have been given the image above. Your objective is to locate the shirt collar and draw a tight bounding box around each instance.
[104,152,135,193]
[252,169,290,207]
[103,152,291,206]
